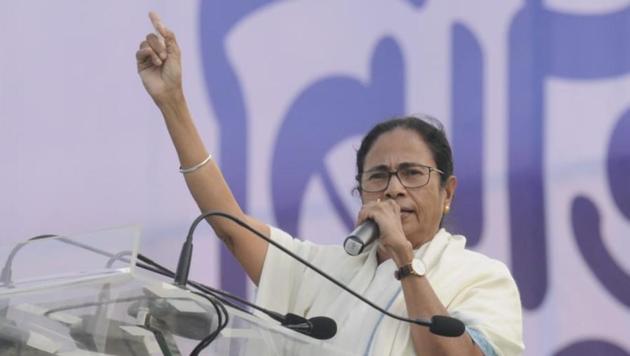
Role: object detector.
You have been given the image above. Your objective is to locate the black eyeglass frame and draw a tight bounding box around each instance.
[356,164,444,193]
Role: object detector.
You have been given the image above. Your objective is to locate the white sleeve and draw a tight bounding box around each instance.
[448,261,524,356]
[254,225,316,316]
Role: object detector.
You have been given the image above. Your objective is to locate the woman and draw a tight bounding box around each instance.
[136,12,524,356]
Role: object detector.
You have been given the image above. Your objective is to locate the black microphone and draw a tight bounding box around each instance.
[343,219,379,256]
[280,313,337,340]
[429,315,466,337]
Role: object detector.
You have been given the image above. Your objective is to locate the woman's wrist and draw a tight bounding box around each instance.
[157,91,193,126]
[390,241,414,268]
[156,88,186,112]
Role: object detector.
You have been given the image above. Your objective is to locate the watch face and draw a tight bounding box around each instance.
[412,259,426,276]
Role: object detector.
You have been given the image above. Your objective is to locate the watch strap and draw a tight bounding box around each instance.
[395,259,425,280]
[395,263,414,280]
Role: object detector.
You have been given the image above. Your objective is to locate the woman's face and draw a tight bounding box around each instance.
[360,128,457,247]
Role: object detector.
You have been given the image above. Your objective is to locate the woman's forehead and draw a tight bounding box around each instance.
[363,128,435,168]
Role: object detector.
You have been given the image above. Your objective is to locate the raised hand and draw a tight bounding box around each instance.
[136,12,182,103]
[133,11,271,287]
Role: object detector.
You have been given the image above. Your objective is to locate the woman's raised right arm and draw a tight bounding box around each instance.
[136,12,269,285]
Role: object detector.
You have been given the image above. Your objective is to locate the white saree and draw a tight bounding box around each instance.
[255,226,524,356]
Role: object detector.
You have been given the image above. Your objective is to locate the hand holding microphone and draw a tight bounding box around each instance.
[344,198,410,257]
[344,198,386,256]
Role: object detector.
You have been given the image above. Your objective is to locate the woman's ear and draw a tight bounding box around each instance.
[442,175,458,211]
[353,186,364,204]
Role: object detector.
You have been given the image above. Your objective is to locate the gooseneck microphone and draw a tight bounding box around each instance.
[169,216,339,340]
[1,234,57,287]
[178,211,465,338]
[343,219,379,256]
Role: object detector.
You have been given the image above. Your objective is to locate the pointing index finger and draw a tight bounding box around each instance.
[149,11,167,37]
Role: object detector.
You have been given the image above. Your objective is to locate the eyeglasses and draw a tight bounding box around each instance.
[358,164,444,193]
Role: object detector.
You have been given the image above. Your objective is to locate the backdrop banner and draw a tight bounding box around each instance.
[1,1,629,355]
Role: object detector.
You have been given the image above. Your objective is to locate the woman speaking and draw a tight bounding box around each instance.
[136,12,524,356]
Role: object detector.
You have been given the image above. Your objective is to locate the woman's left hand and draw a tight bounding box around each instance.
[356,198,414,266]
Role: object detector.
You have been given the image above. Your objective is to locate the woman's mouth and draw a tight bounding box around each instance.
[400,209,414,218]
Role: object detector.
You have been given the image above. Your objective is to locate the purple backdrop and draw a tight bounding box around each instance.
[1,1,629,355]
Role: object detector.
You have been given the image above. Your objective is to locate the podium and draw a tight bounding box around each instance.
[0,227,353,355]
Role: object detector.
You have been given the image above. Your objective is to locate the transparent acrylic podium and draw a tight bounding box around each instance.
[0,227,353,355]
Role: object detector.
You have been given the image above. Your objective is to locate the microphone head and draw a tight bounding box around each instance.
[308,316,337,340]
[343,237,365,256]
[429,315,465,337]
[344,220,379,256]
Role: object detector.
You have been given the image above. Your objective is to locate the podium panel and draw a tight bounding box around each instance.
[0,228,353,355]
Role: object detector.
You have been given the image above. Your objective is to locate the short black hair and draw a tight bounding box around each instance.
[355,114,454,190]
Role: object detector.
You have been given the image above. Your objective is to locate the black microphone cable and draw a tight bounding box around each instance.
[176,211,465,338]
[133,254,231,354]
[188,290,228,356]
[131,255,230,355]
[138,254,257,318]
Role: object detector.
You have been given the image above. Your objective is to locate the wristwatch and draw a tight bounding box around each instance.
[394,258,426,280]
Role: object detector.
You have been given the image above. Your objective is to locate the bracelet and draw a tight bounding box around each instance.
[179,154,212,174]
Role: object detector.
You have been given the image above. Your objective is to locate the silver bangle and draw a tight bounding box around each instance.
[179,154,212,174]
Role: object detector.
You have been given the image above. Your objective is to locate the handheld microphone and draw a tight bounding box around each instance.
[343,219,379,256]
